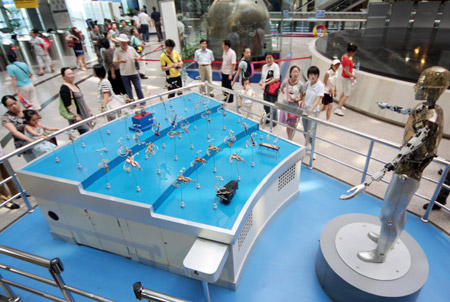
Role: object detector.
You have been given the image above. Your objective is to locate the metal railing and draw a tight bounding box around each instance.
[133,282,188,302]
[0,245,115,302]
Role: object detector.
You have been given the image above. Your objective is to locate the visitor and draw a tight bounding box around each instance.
[335,43,358,116]
[113,34,145,105]
[1,95,37,162]
[24,109,59,157]
[301,66,325,159]
[6,51,41,111]
[69,27,87,71]
[240,78,256,118]
[259,52,280,125]
[0,145,21,210]
[221,40,236,103]
[322,59,340,121]
[59,67,93,135]
[160,39,183,98]
[93,64,123,121]
[151,6,163,42]
[280,65,304,140]
[138,8,151,42]
[231,47,252,87]
[100,38,126,95]
[90,24,104,65]
[130,28,148,79]
[30,29,54,76]
[194,40,215,97]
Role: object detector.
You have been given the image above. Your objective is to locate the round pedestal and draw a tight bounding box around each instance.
[316,214,428,302]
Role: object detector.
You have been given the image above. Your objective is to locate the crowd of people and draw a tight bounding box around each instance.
[3,16,448,212]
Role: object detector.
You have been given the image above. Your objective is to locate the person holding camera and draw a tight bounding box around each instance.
[160,39,183,99]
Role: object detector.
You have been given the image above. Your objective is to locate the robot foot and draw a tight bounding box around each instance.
[367,231,379,243]
[357,250,386,263]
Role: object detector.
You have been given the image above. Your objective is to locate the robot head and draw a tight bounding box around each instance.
[414,66,450,103]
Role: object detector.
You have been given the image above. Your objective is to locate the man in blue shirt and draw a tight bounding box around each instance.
[6,51,41,110]
[194,40,215,97]
[151,7,163,42]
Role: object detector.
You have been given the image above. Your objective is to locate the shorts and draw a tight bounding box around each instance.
[36,54,51,68]
[341,77,352,97]
[74,49,84,57]
[322,93,333,105]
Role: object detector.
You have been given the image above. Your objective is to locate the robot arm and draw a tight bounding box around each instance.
[377,102,412,115]
[340,126,430,200]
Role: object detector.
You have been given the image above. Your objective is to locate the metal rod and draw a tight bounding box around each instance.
[64,285,116,302]
[48,269,75,302]
[422,166,449,221]
[361,141,375,183]
[0,263,57,287]
[0,245,54,268]
[3,161,33,211]
[0,272,18,301]
[0,278,66,302]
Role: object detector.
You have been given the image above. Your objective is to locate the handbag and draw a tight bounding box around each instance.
[59,87,77,120]
[265,80,281,96]
[286,80,300,119]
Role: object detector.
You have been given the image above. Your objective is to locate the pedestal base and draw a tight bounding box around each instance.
[316,214,428,302]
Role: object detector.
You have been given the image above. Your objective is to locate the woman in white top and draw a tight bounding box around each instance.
[321,59,340,121]
[280,65,304,140]
[301,66,324,158]
[259,52,280,125]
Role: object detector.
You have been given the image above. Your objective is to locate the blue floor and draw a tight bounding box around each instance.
[1,167,449,301]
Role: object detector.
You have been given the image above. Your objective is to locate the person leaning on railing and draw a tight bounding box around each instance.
[0,145,21,210]
[1,95,37,163]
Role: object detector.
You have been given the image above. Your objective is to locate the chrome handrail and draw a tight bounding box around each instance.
[133,282,188,302]
[0,244,115,302]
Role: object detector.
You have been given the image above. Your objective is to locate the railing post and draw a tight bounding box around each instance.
[3,160,33,212]
[48,258,74,302]
[422,166,449,222]
[0,272,20,302]
[361,140,375,183]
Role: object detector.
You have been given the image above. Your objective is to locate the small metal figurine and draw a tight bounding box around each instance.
[179,117,194,149]
[152,122,165,148]
[246,133,258,167]
[229,149,245,181]
[173,167,196,208]
[213,176,224,209]
[96,148,110,189]
[123,149,142,192]
[207,141,222,173]
[145,142,161,174]
[201,109,212,139]
[168,129,183,161]
[259,143,280,151]
[67,130,82,169]
[133,126,144,145]
[193,102,201,130]
[340,66,450,263]
[217,105,227,130]
[190,150,207,189]
[224,129,236,152]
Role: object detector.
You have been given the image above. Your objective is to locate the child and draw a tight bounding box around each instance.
[93,64,123,121]
[322,59,340,120]
[24,110,59,157]
[240,78,255,118]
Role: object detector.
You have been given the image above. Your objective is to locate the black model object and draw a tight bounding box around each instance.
[216,180,239,205]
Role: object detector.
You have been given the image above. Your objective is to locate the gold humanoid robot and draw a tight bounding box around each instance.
[340,66,450,263]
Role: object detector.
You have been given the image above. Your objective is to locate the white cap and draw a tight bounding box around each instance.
[332,59,341,65]
[116,34,130,42]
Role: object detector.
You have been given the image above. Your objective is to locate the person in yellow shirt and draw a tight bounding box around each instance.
[160,39,183,98]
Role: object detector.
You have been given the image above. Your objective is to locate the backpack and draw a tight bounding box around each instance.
[243,59,254,78]
[41,37,51,51]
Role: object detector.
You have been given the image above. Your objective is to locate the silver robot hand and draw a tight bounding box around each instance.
[340,183,367,200]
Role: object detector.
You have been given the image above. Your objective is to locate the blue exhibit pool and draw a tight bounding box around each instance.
[23,93,300,229]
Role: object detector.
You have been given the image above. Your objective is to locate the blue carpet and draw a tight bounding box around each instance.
[1,167,449,301]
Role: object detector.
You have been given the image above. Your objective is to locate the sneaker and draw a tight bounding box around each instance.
[5,202,20,210]
[313,153,317,160]
[334,108,344,116]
